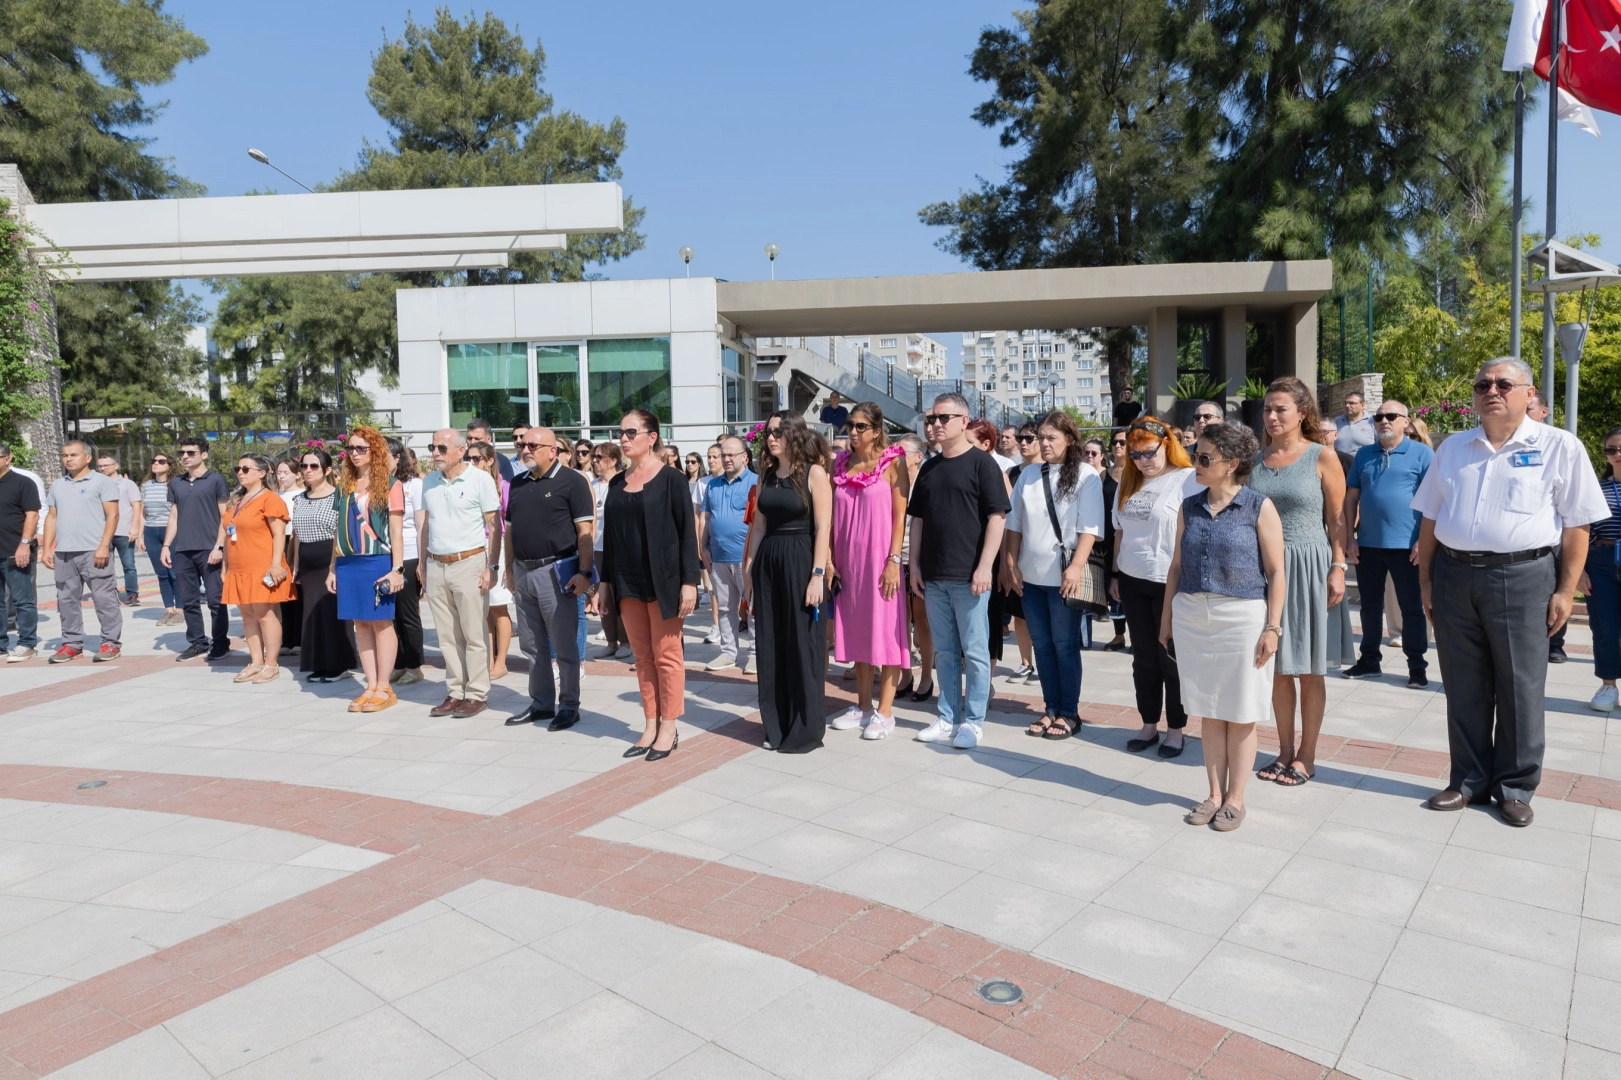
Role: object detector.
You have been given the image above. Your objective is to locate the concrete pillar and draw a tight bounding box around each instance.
[1146,306,1178,418]
[1276,302,1320,388]
[1219,304,1247,418]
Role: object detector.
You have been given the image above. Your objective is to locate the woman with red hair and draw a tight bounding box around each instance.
[326,427,406,713]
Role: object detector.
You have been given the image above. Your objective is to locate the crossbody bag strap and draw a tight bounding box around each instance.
[1040,464,1071,566]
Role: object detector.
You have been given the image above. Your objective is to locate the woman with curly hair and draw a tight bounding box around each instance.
[743,410,834,752]
[326,427,406,712]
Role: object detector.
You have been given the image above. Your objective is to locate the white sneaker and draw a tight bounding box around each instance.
[915,717,955,743]
[952,723,982,749]
[615,645,633,660]
[861,713,894,740]
[829,705,866,730]
[744,655,758,674]
[704,627,721,645]
[1592,685,1619,711]
[6,647,34,663]
[706,654,738,671]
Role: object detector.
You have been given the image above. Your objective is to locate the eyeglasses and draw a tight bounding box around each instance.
[923,413,965,427]
[1473,378,1526,395]
[1194,452,1225,467]
[1372,412,1408,422]
[1128,419,1168,438]
[1127,449,1160,462]
[847,422,875,433]
[617,428,647,440]
[1016,434,1036,444]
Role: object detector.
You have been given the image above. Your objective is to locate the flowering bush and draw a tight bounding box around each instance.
[742,422,767,446]
[1413,399,1475,435]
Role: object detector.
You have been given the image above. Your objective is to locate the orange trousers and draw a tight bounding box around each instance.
[618,597,686,720]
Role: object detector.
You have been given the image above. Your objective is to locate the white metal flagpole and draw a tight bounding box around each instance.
[1511,72,1525,360]
[1543,0,1560,409]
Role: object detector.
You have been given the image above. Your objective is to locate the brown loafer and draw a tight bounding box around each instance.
[1185,798,1221,826]
[452,699,487,718]
[1497,799,1534,827]
[1425,789,1471,811]
[428,696,461,718]
[1211,804,1246,832]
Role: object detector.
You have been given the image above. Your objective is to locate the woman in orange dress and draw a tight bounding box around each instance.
[221,454,295,683]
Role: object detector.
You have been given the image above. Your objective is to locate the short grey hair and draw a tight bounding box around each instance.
[0,442,11,458]
[435,428,466,448]
[63,439,95,458]
[1477,356,1535,384]
[899,434,927,454]
[931,391,970,413]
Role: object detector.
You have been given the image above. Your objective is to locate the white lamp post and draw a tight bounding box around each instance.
[678,246,693,277]
[246,148,315,193]
[764,243,779,281]
[1558,321,1588,434]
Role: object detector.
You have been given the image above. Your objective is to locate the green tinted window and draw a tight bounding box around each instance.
[535,344,581,428]
[589,338,671,429]
[447,342,527,432]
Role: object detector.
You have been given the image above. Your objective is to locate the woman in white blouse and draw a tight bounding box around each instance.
[1001,412,1104,739]
[1111,417,1203,757]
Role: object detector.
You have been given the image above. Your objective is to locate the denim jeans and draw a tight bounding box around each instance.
[1022,583,1083,718]
[110,535,138,598]
[143,525,177,608]
[1587,544,1621,681]
[924,580,991,731]
[172,547,228,651]
[0,554,38,650]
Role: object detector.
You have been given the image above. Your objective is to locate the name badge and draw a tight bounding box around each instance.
[1511,450,1543,468]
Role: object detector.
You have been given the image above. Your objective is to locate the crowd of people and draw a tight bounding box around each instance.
[0,354,1605,835]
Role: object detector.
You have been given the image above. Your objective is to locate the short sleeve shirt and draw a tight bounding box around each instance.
[700,470,758,564]
[109,475,140,537]
[421,467,500,555]
[1347,438,1433,549]
[47,471,120,552]
[1411,418,1608,551]
[167,471,231,552]
[906,447,1012,581]
[0,469,42,553]
[505,461,596,562]
[1006,464,1105,587]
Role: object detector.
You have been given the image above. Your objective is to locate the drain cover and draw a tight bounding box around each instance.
[76,780,107,790]
[976,979,1023,1005]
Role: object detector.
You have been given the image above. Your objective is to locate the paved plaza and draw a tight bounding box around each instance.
[0,581,1614,1080]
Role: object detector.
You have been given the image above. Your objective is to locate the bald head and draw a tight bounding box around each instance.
[1373,400,1408,445]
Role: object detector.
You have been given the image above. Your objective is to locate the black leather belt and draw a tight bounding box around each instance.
[516,555,560,570]
[1438,544,1555,567]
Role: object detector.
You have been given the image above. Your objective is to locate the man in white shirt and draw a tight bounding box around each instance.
[1412,358,1609,827]
[419,429,500,718]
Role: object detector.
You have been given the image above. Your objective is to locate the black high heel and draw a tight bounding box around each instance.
[645,722,679,762]
[909,679,934,702]
[624,724,657,758]
[895,671,915,698]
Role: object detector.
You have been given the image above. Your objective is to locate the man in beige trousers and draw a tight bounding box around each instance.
[418,429,500,718]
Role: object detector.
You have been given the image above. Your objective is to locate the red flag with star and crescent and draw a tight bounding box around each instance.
[1535,0,1621,115]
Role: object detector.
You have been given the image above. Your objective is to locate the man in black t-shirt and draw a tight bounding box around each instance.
[907,393,1010,750]
[1112,386,1143,428]
[502,427,596,729]
[0,444,41,661]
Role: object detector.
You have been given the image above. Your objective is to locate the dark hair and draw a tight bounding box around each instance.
[1605,427,1621,479]
[624,408,662,451]
[593,441,622,469]
[467,417,493,437]
[232,453,273,503]
[299,447,334,491]
[144,451,175,484]
[178,435,209,457]
[848,402,888,449]
[1199,422,1259,480]
[1036,411,1087,498]
[385,436,418,484]
[759,409,830,507]
[1264,376,1328,446]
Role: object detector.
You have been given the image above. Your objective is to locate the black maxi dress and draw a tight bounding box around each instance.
[290,492,357,678]
[753,471,825,753]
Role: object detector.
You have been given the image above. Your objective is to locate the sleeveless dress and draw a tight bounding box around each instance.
[1249,442,1354,675]
[752,470,826,753]
[832,446,908,667]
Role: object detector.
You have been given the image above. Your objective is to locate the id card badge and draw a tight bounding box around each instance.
[225,524,238,543]
[1510,450,1544,468]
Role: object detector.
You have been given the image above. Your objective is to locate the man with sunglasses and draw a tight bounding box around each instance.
[1342,400,1433,687]
[907,393,1011,749]
[420,428,501,718]
[1412,358,1608,827]
[161,436,232,661]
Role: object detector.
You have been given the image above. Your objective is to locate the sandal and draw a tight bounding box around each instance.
[348,690,381,713]
[250,666,281,684]
[1043,716,1076,740]
[233,664,264,683]
[1274,765,1312,787]
[1257,757,1292,782]
[360,687,397,713]
[1027,714,1055,737]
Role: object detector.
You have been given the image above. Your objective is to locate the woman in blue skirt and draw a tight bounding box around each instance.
[326,427,406,713]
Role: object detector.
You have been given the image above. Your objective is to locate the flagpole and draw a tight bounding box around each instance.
[1542,0,1560,410]
[1511,72,1525,361]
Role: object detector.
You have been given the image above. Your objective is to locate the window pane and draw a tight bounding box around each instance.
[724,375,741,423]
[722,346,741,374]
[588,337,672,430]
[535,344,581,429]
[447,342,527,432]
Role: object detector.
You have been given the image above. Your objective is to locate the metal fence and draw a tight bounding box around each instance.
[66,409,401,475]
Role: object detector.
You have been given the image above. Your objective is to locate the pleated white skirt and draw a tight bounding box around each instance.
[1172,591,1275,725]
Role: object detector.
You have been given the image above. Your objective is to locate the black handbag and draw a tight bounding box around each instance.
[1041,464,1109,615]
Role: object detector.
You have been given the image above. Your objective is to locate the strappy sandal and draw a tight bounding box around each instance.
[233,664,264,683]
[1027,714,1055,737]
[360,687,397,713]
[1274,764,1313,787]
[1257,757,1292,782]
[250,666,281,684]
[348,689,381,713]
[1043,716,1076,740]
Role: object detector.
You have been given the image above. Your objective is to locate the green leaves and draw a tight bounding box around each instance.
[0,198,51,450]
[1170,373,1229,401]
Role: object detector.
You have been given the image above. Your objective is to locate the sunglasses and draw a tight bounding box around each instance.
[179,449,201,457]
[1194,452,1224,467]
[1016,434,1036,444]
[151,458,170,465]
[1606,446,1621,456]
[1127,449,1160,462]
[847,422,876,433]
[429,443,454,454]
[1473,378,1525,395]
[617,428,648,440]
[765,427,784,438]
[590,454,606,461]
[1372,412,1408,422]
[346,444,370,453]
[234,465,260,474]
[517,440,553,451]
[923,413,965,427]
[1111,440,1126,448]
[300,462,323,470]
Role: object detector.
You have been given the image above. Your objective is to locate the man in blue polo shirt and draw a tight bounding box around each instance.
[1343,399,1434,687]
[698,435,757,671]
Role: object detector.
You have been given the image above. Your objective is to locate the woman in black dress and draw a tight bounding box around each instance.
[743,411,833,753]
[289,448,356,682]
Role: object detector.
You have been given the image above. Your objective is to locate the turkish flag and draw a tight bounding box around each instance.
[1535,0,1621,115]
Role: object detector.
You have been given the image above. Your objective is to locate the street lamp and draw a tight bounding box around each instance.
[246,148,315,193]
[764,243,779,281]
[678,246,694,277]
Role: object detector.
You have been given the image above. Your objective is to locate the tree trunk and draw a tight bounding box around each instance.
[1103,326,1137,425]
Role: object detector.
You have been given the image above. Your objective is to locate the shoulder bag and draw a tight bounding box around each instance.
[1041,464,1108,615]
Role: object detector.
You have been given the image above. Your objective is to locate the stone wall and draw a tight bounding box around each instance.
[0,164,64,480]
[1320,371,1383,419]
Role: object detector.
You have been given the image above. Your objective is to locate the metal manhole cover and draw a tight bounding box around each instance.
[976,979,1023,1005]
[76,780,107,790]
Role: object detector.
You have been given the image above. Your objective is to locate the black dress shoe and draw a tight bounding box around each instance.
[1407,669,1429,688]
[1157,739,1185,759]
[1497,799,1534,827]
[505,706,540,726]
[622,744,651,758]
[1549,646,1568,664]
[548,708,580,731]
[176,644,208,661]
[1125,732,1160,753]
[646,732,679,762]
[1342,661,1383,680]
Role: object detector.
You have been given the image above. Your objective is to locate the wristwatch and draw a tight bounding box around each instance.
[812,567,825,577]
[1330,561,1348,571]
[888,555,902,565]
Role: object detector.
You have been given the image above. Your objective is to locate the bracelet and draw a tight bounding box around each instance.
[1330,561,1348,571]
[1263,624,1282,634]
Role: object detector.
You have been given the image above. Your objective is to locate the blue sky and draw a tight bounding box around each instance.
[145,0,1621,374]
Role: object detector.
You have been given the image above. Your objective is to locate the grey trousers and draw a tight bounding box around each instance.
[55,550,122,648]
[709,561,747,661]
[1430,549,1555,802]
[513,561,581,710]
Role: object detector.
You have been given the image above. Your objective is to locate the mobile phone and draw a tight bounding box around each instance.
[375,579,393,606]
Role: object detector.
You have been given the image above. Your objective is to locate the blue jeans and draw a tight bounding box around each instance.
[0,554,38,650]
[1587,544,1621,680]
[110,535,138,598]
[1022,583,1083,718]
[924,580,991,730]
[144,525,177,608]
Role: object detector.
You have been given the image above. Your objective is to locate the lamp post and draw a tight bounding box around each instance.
[246,148,315,193]
[678,246,693,277]
[1558,321,1587,434]
[764,243,779,281]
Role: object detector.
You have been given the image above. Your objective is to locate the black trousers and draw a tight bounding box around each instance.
[1431,549,1554,802]
[172,548,228,651]
[1355,547,1427,671]
[392,557,423,670]
[1116,571,1187,730]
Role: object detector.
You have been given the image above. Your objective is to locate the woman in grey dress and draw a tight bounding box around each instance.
[1249,377,1351,786]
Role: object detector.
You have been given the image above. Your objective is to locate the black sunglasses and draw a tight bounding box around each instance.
[923,413,965,426]
[1016,434,1036,444]
[151,457,171,465]
[1372,412,1408,422]
[1194,452,1225,467]
[1473,378,1525,395]
[346,444,370,453]
[847,422,876,433]
[617,428,648,440]
[1127,449,1160,461]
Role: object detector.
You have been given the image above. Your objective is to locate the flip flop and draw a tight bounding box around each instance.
[1274,765,1312,787]
[1256,757,1291,782]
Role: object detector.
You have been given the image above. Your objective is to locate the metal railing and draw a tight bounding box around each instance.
[65,408,402,475]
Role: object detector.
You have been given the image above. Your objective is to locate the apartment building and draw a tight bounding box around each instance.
[960,329,1109,420]
[850,333,949,379]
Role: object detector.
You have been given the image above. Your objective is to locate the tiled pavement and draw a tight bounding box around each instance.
[0,590,1616,1078]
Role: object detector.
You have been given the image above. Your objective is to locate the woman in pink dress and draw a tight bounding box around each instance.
[829,402,911,739]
